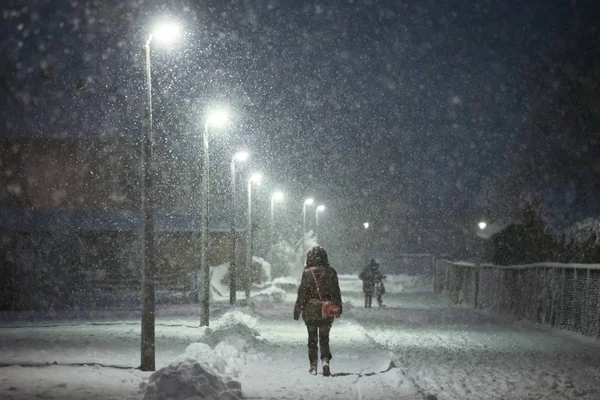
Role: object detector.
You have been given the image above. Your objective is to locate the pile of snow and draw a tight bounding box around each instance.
[271,276,298,292]
[234,286,287,310]
[144,310,265,399]
[143,359,242,400]
[199,310,260,347]
[256,286,286,303]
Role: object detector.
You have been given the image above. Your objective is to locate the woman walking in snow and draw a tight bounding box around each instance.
[293,246,343,376]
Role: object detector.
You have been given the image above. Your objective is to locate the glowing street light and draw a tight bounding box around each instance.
[148,21,181,46]
[206,110,228,127]
[364,222,370,229]
[140,19,181,372]
[478,221,487,230]
[245,173,262,299]
[270,191,284,247]
[229,151,249,305]
[315,205,325,241]
[200,109,229,327]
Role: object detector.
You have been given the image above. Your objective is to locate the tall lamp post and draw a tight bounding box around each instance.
[229,151,249,305]
[270,191,284,247]
[364,221,372,259]
[302,198,314,238]
[245,173,262,299]
[200,109,228,327]
[315,204,325,242]
[140,21,180,372]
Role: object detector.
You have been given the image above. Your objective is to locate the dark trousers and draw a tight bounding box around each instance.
[364,291,373,308]
[306,320,332,364]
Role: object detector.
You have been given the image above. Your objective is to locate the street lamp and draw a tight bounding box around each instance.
[478,221,487,230]
[140,20,181,372]
[229,151,249,305]
[315,205,325,242]
[200,109,228,327]
[302,198,314,236]
[364,222,370,229]
[270,191,284,247]
[246,173,262,299]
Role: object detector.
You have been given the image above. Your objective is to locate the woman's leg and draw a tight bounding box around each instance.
[318,321,333,376]
[306,323,319,372]
[318,322,332,361]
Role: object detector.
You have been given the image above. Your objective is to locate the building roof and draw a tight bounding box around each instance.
[0,208,245,233]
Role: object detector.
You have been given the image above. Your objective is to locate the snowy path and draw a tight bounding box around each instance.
[240,304,420,400]
[1,276,599,399]
[353,291,600,400]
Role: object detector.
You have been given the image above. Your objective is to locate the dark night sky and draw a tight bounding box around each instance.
[0,0,597,267]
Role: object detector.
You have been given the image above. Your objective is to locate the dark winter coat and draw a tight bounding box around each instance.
[294,265,343,323]
[359,264,383,294]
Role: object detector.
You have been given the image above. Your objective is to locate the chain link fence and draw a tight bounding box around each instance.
[434,259,600,340]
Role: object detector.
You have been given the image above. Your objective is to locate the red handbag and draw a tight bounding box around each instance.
[309,267,341,318]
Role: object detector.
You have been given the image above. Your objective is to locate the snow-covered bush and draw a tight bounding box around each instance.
[257,286,286,303]
[219,257,271,290]
[268,239,299,278]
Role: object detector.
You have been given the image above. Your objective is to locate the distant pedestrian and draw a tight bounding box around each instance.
[359,259,383,308]
[294,246,343,376]
[374,276,386,308]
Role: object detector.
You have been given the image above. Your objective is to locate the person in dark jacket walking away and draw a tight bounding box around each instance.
[359,259,383,308]
[294,246,343,376]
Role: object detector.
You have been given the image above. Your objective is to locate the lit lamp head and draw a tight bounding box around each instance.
[364,222,370,229]
[233,151,249,162]
[478,221,487,230]
[249,173,262,185]
[272,191,284,202]
[148,21,181,46]
[304,198,314,206]
[317,205,325,212]
[206,110,228,128]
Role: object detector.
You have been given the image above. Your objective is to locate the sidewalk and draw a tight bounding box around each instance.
[2,276,600,399]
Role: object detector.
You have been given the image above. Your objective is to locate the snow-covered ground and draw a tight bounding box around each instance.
[1,274,599,399]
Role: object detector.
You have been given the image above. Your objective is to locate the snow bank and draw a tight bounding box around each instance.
[143,310,264,400]
[271,276,298,292]
[234,286,287,310]
[256,286,286,303]
[144,359,242,400]
[199,310,261,348]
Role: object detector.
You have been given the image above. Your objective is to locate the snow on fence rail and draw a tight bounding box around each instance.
[434,259,600,340]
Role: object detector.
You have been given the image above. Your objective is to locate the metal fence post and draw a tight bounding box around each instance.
[444,261,451,293]
[559,268,566,328]
[432,256,437,293]
[585,268,590,335]
[474,262,480,309]
[571,268,577,331]
[596,271,600,339]
[550,268,556,328]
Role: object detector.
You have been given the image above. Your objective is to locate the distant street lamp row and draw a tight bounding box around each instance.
[139,20,329,371]
[301,198,326,244]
